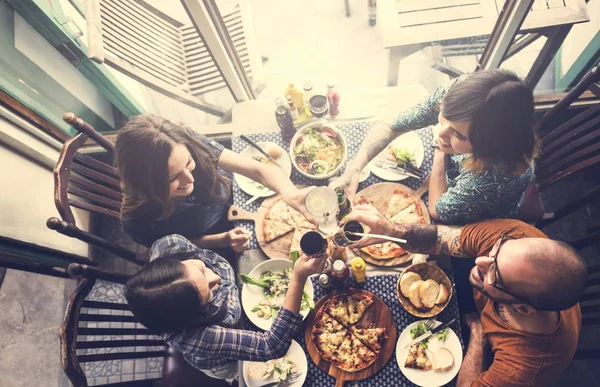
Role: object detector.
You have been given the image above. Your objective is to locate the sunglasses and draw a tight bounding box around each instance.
[486,234,533,306]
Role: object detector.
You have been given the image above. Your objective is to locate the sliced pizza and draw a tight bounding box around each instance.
[385,189,413,219]
[313,331,346,362]
[288,207,314,229]
[389,201,425,225]
[264,199,296,227]
[349,335,378,371]
[405,343,432,371]
[324,296,351,327]
[350,326,387,353]
[262,219,294,242]
[313,308,346,334]
[361,241,406,260]
[329,332,355,371]
[346,293,374,324]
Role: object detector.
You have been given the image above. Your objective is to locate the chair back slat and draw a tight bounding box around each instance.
[538,134,600,179]
[68,263,133,285]
[63,112,116,153]
[582,290,600,303]
[77,339,164,350]
[541,102,600,147]
[68,185,121,212]
[82,300,130,311]
[540,108,600,155]
[581,304,600,315]
[590,81,600,98]
[538,155,600,191]
[71,173,123,201]
[72,162,122,190]
[583,316,600,326]
[78,351,166,363]
[74,152,118,178]
[79,327,151,336]
[68,198,121,219]
[79,313,137,323]
[54,133,89,225]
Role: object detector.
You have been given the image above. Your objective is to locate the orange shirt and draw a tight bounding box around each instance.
[460,219,581,386]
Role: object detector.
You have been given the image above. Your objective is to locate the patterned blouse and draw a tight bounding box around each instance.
[391,76,533,224]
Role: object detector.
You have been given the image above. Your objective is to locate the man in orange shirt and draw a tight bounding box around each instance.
[345,206,587,386]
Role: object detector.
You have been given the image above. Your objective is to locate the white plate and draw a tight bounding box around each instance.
[370,131,424,181]
[396,320,463,387]
[241,259,314,330]
[243,340,308,387]
[234,142,292,197]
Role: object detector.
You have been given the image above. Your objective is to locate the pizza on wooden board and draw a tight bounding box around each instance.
[361,187,426,260]
[261,198,315,256]
[311,293,387,372]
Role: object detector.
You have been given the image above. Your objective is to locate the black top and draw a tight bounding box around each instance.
[121,132,232,247]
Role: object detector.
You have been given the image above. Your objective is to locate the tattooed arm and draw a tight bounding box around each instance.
[330,121,400,201]
[343,204,468,258]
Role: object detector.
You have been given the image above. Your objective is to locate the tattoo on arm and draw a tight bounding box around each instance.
[392,224,466,257]
[435,226,466,257]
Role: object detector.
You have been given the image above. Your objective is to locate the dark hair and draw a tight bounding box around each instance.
[441,69,538,173]
[115,114,230,219]
[125,258,225,334]
[522,241,588,311]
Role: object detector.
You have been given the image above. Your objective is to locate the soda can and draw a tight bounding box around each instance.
[332,220,365,248]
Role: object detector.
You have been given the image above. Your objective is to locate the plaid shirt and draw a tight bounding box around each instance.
[149,235,303,371]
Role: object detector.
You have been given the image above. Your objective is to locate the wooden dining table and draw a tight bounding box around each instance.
[230,87,466,385]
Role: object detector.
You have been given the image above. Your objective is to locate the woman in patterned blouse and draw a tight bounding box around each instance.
[332,69,538,224]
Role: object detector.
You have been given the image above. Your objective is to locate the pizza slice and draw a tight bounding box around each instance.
[262,219,294,242]
[361,241,406,260]
[405,343,432,371]
[349,335,378,371]
[323,296,351,327]
[313,308,346,334]
[313,331,346,362]
[329,332,356,371]
[389,202,423,224]
[346,293,374,324]
[385,189,413,219]
[288,206,314,229]
[264,199,296,227]
[350,326,387,353]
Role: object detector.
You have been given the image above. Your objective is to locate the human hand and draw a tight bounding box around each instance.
[292,253,327,281]
[329,171,359,203]
[225,227,250,252]
[342,204,397,248]
[281,186,319,226]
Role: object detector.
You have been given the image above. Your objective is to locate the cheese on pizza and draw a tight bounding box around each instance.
[405,343,432,370]
[347,294,374,324]
[324,296,350,326]
[350,326,387,352]
[385,191,413,218]
[264,199,296,227]
[262,219,294,242]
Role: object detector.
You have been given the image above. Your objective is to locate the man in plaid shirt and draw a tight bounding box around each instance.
[125,234,325,380]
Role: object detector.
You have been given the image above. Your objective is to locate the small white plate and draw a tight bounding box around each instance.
[243,340,308,387]
[396,320,463,387]
[234,142,292,197]
[370,131,424,181]
[241,259,314,330]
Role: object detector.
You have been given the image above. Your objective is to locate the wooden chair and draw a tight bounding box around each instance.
[574,262,600,360]
[528,63,600,229]
[47,113,142,265]
[61,263,236,386]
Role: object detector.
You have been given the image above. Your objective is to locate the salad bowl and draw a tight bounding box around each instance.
[289,120,347,180]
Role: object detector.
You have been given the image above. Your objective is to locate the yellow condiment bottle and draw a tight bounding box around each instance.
[284,83,305,110]
[351,257,366,283]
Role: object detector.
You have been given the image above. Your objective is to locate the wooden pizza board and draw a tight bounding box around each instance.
[304,288,397,387]
[228,195,296,260]
[354,182,431,267]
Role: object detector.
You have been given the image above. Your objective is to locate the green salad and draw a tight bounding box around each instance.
[293,127,344,176]
[239,268,314,320]
[410,323,449,349]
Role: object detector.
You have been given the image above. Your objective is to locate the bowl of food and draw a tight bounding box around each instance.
[396,263,453,318]
[289,121,347,180]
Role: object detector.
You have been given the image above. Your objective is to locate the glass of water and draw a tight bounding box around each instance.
[305,187,338,235]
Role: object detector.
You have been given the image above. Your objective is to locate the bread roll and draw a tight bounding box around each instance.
[408,280,424,308]
[419,279,440,309]
[436,284,450,305]
[433,348,454,372]
[400,272,422,298]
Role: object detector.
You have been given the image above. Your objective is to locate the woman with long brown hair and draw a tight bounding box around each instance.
[115,115,314,253]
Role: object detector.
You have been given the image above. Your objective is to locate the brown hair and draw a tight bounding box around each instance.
[115,114,230,219]
[440,69,539,174]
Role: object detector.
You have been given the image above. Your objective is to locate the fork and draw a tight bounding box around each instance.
[261,372,302,387]
[423,319,436,330]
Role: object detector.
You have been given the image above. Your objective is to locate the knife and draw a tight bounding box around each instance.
[374,160,422,179]
[403,318,457,350]
[240,135,283,169]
